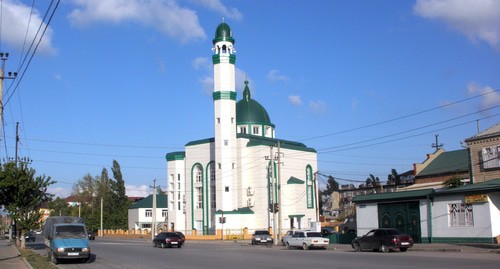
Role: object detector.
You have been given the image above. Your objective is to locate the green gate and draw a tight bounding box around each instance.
[378,202,421,243]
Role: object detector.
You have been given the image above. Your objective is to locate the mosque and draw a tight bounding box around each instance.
[165,22,318,234]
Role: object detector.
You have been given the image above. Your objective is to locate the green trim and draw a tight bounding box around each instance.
[287,176,305,184]
[166,151,185,161]
[215,207,254,215]
[204,161,214,234]
[212,54,236,65]
[213,91,237,101]
[128,194,168,209]
[288,214,305,218]
[353,189,435,203]
[190,163,203,229]
[423,237,496,244]
[186,138,214,147]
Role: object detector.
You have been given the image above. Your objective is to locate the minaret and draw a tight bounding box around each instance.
[212,22,237,211]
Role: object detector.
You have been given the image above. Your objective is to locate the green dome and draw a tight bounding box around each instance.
[236,81,272,125]
[213,22,235,44]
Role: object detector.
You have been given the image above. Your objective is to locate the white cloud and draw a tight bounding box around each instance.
[309,100,327,114]
[126,184,150,197]
[68,0,206,43]
[193,0,243,21]
[199,75,214,95]
[289,95,303,106]
[2,0,56,55]
[351,98,358,111]
[192,57,210,70]
[414,0,500,49]
[47,186,72,198]
[267,69,289,82]
[467,82,500,110]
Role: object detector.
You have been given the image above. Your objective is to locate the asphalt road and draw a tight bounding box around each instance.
[27,236,499,269]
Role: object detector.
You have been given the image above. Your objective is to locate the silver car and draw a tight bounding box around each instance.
[251,230,273,245]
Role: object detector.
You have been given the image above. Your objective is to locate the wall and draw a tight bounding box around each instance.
[467,136,500,183]
[356,203,378,236]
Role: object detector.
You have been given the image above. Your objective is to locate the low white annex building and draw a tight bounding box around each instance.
[165,22,319,234]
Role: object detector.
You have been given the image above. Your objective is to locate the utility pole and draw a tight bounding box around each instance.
[15,122,19,166]
[266,146,277,245]
[0,52,18,136]
[152,179,157,239]
[277,141,283,244]
[431,134,443,151]
[100,197,103,237]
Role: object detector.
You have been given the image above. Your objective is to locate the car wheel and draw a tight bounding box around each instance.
[161,243,166,248]
[286,242,291,250]
[353,242,361,252]
[178,244,182,248]
[302,243,309,250]
[400,247,408,252]
[380,245,389,253]
[49,251,59,265]
[251,240,255,245]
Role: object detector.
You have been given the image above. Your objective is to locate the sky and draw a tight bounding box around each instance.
[0,0,499,198]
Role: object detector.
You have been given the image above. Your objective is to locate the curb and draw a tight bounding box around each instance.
[12,243,34,269]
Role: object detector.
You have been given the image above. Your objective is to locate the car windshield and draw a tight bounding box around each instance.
[306,232,322,237]
[55,225,87,239]
[255,231,270,235]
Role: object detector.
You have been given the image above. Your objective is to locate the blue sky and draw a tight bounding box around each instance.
[1,0,499,198]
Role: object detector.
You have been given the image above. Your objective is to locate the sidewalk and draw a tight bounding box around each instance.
[0,239,31,269]
[326,242,500,253]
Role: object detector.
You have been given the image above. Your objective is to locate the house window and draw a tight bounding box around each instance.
[217,118,220,124]
[196,187,203,209]
[224,140,229,146]
[253,126,260,135]
[210,166,215,181]
[142,223,151,229]
[195,168,202,183]
[449,203,473,227]
[211,186,216,209]
[481,146,500,169]
[218,163,221,169]
[162,209,168,218]
[145,209,152,218]
[240,127,247,134]
[225,186,229,192]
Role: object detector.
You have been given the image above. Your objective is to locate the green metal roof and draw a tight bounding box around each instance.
[212,22,234,44]
[437,178,500,195]
[238,133,316,153]
[215,207,254,215]
[128,194,168,209]
[417,149,468,177]
[352,189,435,203]
[236,81,272,126]
[287,176,305,184]
[185,138,215,147]
[166,151,185,161]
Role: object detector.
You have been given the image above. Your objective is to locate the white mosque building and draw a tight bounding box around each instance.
[165,22,318,234]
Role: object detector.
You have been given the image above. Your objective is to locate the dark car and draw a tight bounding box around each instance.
[174,231,185,244]
[351,228,413,253]
[251,230,273,245]
[87,230,95,240]
[153,232,183,248]
[25,231,36,242]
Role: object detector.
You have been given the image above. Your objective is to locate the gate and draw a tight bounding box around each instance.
[378,202,421,243]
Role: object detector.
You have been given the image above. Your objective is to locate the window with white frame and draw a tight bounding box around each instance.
[211,186,216,209]
[196,187,203,209]
[240,126,247,134]
[253,126,260,135]
[145,209,152,218]
[195,168,202,183]
[162,209,168,218]
[449,203,473,227]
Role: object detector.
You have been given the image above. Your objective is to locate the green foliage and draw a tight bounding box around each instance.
[443,176,464,188]
[322,176,339,195]
[0,161,54,247]
[387,169,401,185]
[68,160,130,231]
[365,174,380,186]
[47,197,72,216]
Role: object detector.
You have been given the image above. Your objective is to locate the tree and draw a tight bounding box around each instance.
[365,174,380,187]
[322,176,339,195]
[47,197,72,217]
[387,169,401,185]
[0,162,54,248]
[443,176,464,188]
[109,160,129,229]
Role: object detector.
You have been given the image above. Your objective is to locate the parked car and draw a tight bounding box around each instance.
[35,230,43,235]
[25,231,36,242]
[351,228,413,253]
[87,230,95,240]
[174,231,185,244]
[251,230,273,245]
[281,230,297,245]
[153,232,183,248]
[321,227,337,237]
[285,230,329,250]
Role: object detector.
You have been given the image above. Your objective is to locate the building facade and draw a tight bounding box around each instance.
[165,23,318,234]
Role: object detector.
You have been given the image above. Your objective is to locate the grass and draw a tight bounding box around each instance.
[19,247,58,269]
